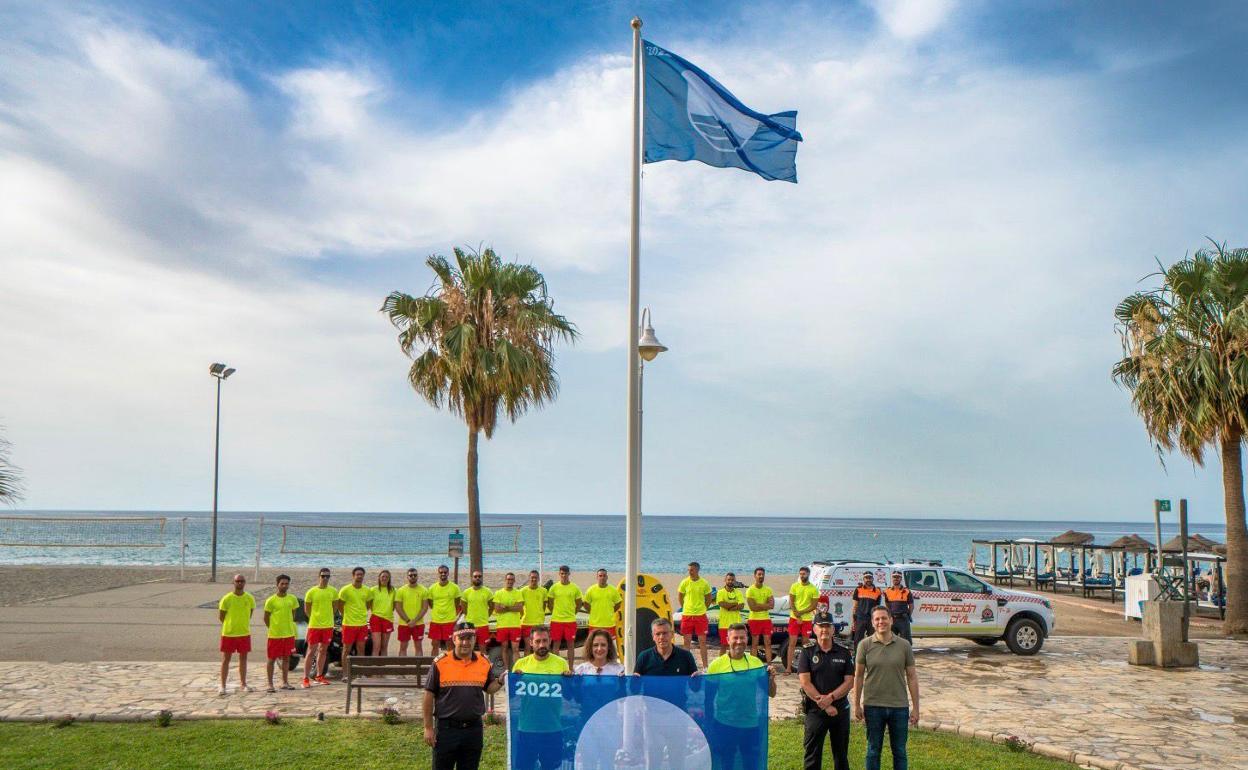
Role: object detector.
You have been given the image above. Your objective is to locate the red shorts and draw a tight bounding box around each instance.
[306,627,333,646]
[474,626,492,646]
[495,627,522,644]
[587,626,617,640]
[267,637,295,660]
[429,621,456,641]
[341,624,368,646]
[521,625,535,640]
[748,619,773,638]
[368,616,394,634]
[787,619,813,638]
[397,623,425,642]
[680,614,708,636]
[220,635,251,654]
[550,621,578,643]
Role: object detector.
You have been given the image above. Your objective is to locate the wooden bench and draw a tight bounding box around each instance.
[343,655,433,714]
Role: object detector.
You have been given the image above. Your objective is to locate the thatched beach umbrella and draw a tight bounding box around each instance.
[1050,529,1094,545]
[1106,534,1154,551]
[1162,533,1222,552]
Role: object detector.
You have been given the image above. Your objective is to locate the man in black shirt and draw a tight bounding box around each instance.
[633,618,698,770]
[796,611,855,770]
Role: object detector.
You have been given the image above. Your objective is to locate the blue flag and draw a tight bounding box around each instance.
[508,670,770,769]
[643,41,803,183]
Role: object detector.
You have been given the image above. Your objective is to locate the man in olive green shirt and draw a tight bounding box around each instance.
[853,606,920,770]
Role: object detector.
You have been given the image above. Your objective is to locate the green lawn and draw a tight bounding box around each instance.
[0,718,1076,769]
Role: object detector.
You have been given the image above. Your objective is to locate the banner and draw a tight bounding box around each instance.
[507,670,769,769]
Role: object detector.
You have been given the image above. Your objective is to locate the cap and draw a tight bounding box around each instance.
[453,620,477,635]
[813,610,834,626]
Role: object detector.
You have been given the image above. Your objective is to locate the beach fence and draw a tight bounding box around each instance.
[0,515,547,581]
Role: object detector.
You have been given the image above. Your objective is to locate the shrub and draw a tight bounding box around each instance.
[264,710,281,726]
[155,710,173,728]
[53,715,75,729]
[380,707,401,725]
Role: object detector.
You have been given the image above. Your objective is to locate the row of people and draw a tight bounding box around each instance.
[215,563,915,693]
[424,610,919,770]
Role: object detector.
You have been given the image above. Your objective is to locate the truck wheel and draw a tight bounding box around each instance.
[972,638,998,646]
[1004,618,1043,655]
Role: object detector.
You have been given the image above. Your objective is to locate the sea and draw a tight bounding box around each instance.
[0,511,1228,575]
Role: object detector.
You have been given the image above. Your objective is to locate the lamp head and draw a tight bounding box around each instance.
[637,310,668,362]
[209,363,235,379]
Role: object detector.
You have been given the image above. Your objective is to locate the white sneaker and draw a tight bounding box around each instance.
[241,685,254,693]
[218,686,227,696]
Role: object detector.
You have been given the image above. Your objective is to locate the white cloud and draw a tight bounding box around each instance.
[1,6,1243,518]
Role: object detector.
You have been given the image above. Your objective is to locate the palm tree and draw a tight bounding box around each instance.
[1113,241,1248,635]
[0,425,23,505]
[382,247,576,575]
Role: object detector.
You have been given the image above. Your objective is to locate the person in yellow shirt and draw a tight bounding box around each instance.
[491,571,523,670]
[706,623,778,769]
[678,561,714,669]
[787,565,822,673]
[369,569,397,655]
[583,568,623,643]
[546,565,583,667]
[716,571,744,649]
[745,566,775,662]
[519,569,548,651]
[302,568,337,687]
[337,567,373,660]
[427,564,462,654]
[461,570,494,648]
[263,574,299,692]
[217,573,255,695]
[395,568,429,656]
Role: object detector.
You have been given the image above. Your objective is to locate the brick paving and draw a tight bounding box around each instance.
[1,637,1244,770]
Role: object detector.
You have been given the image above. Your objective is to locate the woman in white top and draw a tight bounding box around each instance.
[574,628,624,675]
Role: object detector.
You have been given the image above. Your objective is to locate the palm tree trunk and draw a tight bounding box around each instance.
[466,427,484,576]
[1221,430,1248,634]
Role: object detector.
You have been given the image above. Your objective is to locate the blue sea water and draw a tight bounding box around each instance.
[0,511,1227,576]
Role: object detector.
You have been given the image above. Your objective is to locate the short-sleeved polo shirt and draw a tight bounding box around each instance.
[584,584,622,627]
[520,585,548,626]
[428,581,462,624]
[716,587,744,626]
[337,584,372,627]
[424,652,496,721]
[461,586,493,626]
[634,645,698,676]
[547,582,582,623]
[855,634,915,708]
[745,585,774,620]
[796,641,854,710]
[218,591,255,637]
[677,577,713,616]
[263,593,299,639]
[303,585,337,629]
[706,653,767,728]
[789,581,820,620]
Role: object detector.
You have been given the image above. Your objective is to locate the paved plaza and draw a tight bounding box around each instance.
[1,636,1244,769]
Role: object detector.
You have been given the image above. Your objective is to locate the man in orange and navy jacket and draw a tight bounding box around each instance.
[884,571,915,641]
[851,572,882,646]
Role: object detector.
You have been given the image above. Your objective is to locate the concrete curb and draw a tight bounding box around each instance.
[920,719,1144,770]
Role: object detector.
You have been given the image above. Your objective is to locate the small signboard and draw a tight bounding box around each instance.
[1158,500,1171,512]
[448,532,464,558]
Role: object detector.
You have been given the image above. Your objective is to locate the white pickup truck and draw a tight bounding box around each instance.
[775,560,1055,655]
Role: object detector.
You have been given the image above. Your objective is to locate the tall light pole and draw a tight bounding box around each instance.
[209,362,235,583]
[624,308,667,671]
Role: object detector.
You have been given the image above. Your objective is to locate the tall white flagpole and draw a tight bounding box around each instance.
[624,15,644,674]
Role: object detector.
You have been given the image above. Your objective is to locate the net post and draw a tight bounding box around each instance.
[538,519,544,578]
[453,528,461,585]
[255,515,264,582]
[180,518,187,581]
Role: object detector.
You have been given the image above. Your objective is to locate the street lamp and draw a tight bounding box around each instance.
[208,363,235,582]
[625,308,667,671]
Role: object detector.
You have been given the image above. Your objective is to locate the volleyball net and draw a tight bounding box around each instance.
[0,516,168,548]
[278,523,522,556]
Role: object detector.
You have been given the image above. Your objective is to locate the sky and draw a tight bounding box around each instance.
[3,0,1247,523]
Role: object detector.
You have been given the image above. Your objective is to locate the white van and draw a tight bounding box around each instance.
[775,560,1055,655]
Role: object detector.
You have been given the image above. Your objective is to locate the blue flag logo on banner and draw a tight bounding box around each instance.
[643,41,803,183]
[508,670,770,769]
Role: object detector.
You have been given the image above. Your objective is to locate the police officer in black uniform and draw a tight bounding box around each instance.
[795,610,855,770]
